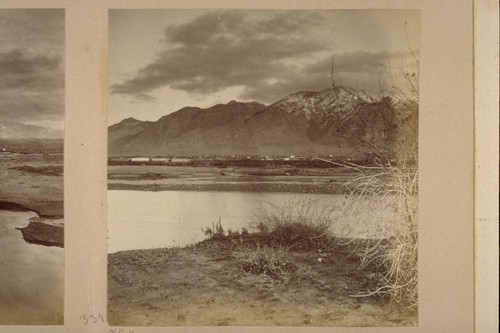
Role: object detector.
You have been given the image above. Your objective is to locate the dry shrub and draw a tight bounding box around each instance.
[249,197,337,251]
[331,47,419,310]
[340,94,418,310]
[345,163,417,309]
[202,217,226,239]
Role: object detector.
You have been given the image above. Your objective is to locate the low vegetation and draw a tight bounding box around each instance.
[241,245,297,281]
[249,198,336,251]
[197,199,355,285]
[199,198,338,250]
[336,67,419,311]
[340,160,418,310]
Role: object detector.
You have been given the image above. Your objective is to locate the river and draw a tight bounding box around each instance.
[0,210,63,324]
[108,190,397,253]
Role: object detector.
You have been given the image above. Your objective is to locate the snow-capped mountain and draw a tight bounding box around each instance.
[108,87,417,158]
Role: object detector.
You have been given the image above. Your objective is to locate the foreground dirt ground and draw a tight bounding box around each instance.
[108,242,417,326]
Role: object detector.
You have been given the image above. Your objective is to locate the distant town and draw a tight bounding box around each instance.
[108,153,382,168]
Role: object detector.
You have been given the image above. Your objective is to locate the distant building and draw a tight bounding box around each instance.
[151,157,170,162]
[130,157,150,162]
[171,157,191,163]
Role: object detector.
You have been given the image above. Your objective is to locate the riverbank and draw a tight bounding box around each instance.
[0,152,64,246]
[108,232,417,326]
[18,217,64,248]
[108,181,347,194]
[0,153,63,217]
[107,164,362,194]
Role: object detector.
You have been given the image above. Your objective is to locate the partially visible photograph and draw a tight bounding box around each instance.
[108,9,419,326]
[0,9,64,324]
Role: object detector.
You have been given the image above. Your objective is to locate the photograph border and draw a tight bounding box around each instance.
[0,0,489,331]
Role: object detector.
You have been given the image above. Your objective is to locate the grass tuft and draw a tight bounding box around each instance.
[240,245,297,281]
[249,198,337,251]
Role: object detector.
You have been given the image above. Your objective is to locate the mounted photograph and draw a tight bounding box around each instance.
[107,9,419,326]
[0,9,64,324]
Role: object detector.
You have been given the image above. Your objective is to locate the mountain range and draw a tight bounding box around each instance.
[108,86,417,158]
[0,121,63,140]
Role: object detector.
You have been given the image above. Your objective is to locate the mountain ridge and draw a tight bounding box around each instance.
[0,121,63,140]
[108,87,415,158]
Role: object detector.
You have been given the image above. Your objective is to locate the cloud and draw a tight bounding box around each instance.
[0,9,64,128]
[239,50,416,102]
[0,48,64,94]
[111,11,419,105]
[0,9,64,53]
[111,11,328,102]
[305,51,409,75]
[164,11,243,46]
[258,11,325,35]
[0,48,64,125]
[0,49,61,76]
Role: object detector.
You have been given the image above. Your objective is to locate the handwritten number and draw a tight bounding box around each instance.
[80,315,88,325]
[81,314,133,332]
[80,313,106,325]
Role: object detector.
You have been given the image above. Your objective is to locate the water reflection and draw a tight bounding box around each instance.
[108,190,399,254]
[107,190,347,253]
[0,210,63,324]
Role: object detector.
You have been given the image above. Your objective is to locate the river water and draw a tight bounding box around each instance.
[0,210,63,324]
[108,190,397,253]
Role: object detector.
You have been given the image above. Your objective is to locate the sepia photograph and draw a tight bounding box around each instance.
[0,9,64,324]
[107,9,419,326]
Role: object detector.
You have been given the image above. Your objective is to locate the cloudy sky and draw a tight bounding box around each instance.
[0,9,64,131]
[109,9,419,125]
